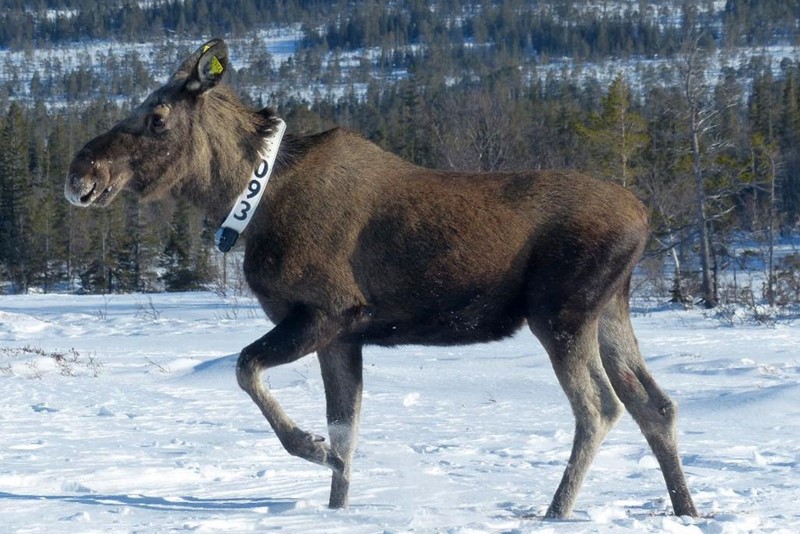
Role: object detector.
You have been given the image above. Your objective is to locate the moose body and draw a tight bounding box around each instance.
[65,39,698,518]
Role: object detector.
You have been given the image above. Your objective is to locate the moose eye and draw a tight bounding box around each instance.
[149,115,166,133]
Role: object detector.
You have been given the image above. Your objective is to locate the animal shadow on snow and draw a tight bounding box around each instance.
[0,491,297,513]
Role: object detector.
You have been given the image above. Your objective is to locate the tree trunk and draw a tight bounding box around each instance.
[691,109,717,308]
[767,154,777,306]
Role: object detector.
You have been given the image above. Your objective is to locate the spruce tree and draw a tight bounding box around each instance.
[160,199,213,292]
[578,73,649,188]
[0,103,32,292]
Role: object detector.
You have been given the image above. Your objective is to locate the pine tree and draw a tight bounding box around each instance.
[25,130,57,291]
[80,199,128,294]
[0,103,33,292]
[779,62,800,226]
[125,199,163,292]
[578,73,649,187]
[160,199,213,292]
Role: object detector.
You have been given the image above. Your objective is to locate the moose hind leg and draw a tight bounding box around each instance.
[531,318,624,519]
[598,295,698,517]
[236,306,345,474]
[318,343,363,509]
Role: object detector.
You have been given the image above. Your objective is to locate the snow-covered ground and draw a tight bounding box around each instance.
[0,291,798,533]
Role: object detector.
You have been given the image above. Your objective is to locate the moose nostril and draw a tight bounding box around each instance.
[65,173,98,206]
[79,182,98,204]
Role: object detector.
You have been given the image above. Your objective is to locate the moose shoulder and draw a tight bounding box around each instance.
[65,38,698,518]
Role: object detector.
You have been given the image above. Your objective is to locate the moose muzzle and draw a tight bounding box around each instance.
[65,129,129,208]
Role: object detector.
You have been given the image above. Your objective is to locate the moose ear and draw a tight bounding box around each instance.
[172,39,221,80]
[175,38,229,94]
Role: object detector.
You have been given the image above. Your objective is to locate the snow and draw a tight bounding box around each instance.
[0,291,798,532]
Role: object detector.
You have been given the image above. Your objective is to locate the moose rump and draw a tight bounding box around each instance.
[65,38,698,519]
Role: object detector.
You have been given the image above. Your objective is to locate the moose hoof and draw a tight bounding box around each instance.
[286,429,345,473]
[543,501,571,520]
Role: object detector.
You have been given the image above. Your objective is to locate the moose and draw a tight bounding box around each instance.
[65,39,698,518]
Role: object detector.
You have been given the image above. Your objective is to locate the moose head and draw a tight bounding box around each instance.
[65,39,272,219]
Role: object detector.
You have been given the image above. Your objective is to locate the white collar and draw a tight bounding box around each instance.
[215,118,287,252]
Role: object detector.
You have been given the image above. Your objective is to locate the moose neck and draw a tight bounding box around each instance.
[176,90,282,223]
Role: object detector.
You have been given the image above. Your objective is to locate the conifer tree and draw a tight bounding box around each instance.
[780,62,800,225]
[579,73,649,188]
[160,199,214,292]
[80,198,128,294]
[0,103,32,292]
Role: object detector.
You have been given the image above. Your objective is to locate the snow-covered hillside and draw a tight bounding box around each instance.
[5,19,800,108]
[1,292,798,532]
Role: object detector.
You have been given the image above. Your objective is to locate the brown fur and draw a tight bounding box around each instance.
[65,39,698,518]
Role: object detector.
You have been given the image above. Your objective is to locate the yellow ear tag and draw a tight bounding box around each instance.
[210,56,224,76]
[202,44,212,53]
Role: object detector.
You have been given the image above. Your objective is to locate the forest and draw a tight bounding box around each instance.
[1,0,800,312]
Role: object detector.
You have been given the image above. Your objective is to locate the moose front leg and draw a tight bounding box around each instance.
[236,306,345,473]
[318,343,363,508]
